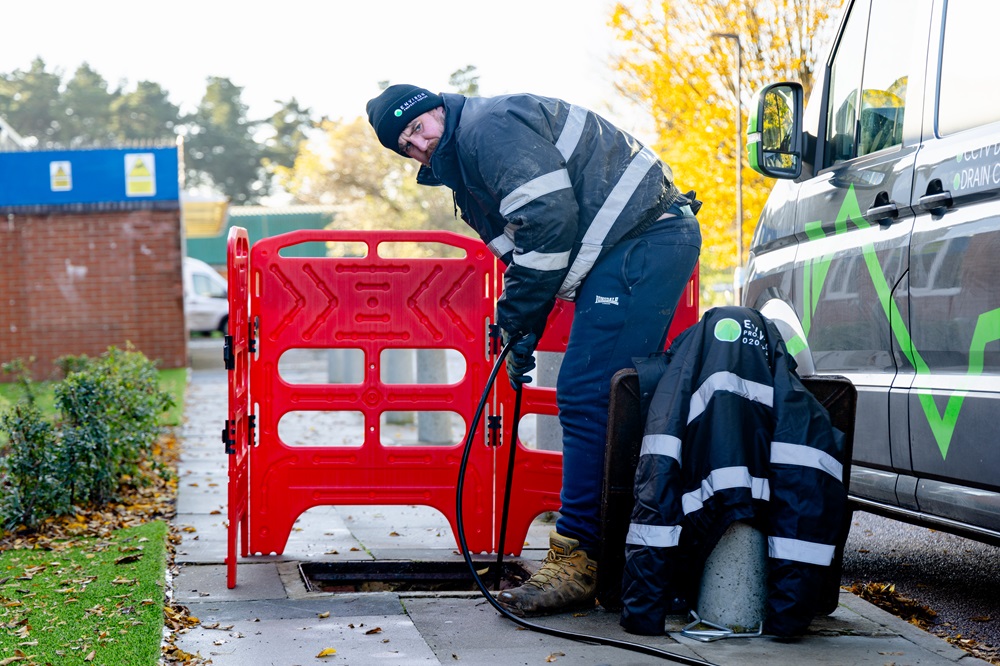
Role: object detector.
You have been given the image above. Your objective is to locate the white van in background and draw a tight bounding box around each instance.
[183,257,228,336]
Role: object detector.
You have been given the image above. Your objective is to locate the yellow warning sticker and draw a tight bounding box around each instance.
[125,153,156,197]
[50,160,72,191]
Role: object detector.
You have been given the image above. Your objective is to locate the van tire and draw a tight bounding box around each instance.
[218,315,229,336]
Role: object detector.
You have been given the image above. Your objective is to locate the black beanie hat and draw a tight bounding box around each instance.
[366,84,444,155]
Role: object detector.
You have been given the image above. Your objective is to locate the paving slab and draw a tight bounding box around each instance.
[168,364,994,666]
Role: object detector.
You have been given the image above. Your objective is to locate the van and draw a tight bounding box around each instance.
[183,256,229,336]
[744,0,1000,544]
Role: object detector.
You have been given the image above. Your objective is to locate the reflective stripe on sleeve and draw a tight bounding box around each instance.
[681,466,770,515]
[488,233,514,258]
[688,371,774,424]
[558,146,659,299]
[626,523,682,548]
[640,433,682,463]
[768,536,835,566]
[771,441,843,482]
[513,249,571,271]
[555,105,588,161]
[499,169,572,217]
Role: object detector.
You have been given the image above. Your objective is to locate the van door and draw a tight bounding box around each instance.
[792,0,932,504]
[907,0,1000,528]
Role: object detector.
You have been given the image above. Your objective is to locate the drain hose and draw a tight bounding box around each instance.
[455,338,716,666]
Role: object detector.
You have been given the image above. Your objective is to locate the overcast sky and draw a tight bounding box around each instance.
[2,0,654,137]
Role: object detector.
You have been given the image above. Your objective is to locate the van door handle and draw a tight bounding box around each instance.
[918,179,953,215]
[918,191,953,214]
[864,191,900,225]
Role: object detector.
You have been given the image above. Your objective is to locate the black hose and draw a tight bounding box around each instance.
[455,339,717,665]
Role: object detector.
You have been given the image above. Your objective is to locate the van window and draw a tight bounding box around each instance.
[824,0,916,167]
[193,273,226,299]
[824,1,869,167]
[856,0,913,156]
[937,0,1000,136]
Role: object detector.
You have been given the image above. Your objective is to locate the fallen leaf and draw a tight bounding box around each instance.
[115,554,142,565]
[84,651,96,662]
[318,611,330,619]
[316,647,337,657]
[545,652,566,662]
[365,627,383,635]
[971,616,992,622]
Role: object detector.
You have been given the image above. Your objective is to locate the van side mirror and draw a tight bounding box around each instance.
[748,82,804,179]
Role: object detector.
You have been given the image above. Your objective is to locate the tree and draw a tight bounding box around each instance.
[62,63,117,146]
[182,77,263,205]
[0,58,64,148]
[609,0,839,274]
[110,80,179,142]
[260,97,314,172]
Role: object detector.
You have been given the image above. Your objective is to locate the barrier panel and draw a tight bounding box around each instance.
[224,227,251,589]
[225,228,698,586]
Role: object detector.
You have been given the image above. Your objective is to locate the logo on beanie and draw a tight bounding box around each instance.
[396,93,429,117]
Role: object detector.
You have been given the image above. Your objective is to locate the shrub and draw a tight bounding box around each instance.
[55,347,174,504]
[0,401,69,530]
[0,347,174,528]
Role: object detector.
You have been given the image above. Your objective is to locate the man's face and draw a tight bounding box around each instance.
[397,107,444,166]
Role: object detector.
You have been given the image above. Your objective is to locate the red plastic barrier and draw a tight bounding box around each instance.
[225,227,251,589]
[225,229,699,586]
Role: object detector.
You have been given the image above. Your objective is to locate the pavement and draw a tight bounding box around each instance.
[170,339,990,666]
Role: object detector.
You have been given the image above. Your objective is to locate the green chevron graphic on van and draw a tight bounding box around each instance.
[802,184,1000,460]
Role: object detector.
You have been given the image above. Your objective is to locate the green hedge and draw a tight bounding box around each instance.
[0,348,174,530]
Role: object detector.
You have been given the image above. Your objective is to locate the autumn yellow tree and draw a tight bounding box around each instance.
[610,0,841,285]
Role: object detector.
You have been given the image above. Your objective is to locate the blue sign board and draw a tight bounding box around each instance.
[0,146,179,207]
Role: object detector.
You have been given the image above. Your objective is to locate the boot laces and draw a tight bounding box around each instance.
[525,549,577,590]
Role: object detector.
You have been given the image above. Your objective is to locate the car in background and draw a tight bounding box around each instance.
[183,256,228,336]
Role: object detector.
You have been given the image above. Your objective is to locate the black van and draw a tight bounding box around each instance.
[744,0,1000,544]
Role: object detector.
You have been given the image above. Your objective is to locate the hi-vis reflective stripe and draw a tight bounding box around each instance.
[513,249,571,271]
[768,536,835,566]
[640,433,682,463]
[558,146,659,298]
[771,441,843,482]
[499,170,572,216]
[689,371,774,424]
[555,105,587,161]
[681,466,770,515]
[488,222,520,258]
[488,233,514,258]
[626,523,682,548]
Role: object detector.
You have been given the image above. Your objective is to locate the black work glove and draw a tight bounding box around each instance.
[504,331,538,390]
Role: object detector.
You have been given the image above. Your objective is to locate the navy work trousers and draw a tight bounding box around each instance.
[555,207,701,554]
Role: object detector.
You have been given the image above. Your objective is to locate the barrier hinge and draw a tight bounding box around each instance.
[487,414,502,448]
[247,414,256,443]
[488,323,502,357]
[223,335,235,370]
[222,418,236,454]
[249,318,258,354]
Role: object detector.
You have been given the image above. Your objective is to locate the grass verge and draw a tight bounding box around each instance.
[0,521,167,665]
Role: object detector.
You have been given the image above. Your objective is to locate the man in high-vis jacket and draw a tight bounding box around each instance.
[367,84,702,616]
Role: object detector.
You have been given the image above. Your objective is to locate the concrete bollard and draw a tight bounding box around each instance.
[416,349,452,443]
[696,521,767,632]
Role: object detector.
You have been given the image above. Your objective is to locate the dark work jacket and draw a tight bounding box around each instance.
[417,92,684,338]
[619,307,848,637]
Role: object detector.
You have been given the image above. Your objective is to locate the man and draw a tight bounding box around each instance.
[367,84,701,616]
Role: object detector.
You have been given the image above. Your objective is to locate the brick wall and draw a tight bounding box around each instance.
[0,208,187,381]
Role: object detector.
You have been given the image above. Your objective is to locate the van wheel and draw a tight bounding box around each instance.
[218,315,229,336]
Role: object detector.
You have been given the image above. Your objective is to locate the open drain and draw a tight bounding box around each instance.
[300,560,533,593]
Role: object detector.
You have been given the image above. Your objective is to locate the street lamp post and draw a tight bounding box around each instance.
[711,32,743,305]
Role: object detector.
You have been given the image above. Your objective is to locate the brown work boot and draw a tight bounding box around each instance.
[496,530,597,617]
